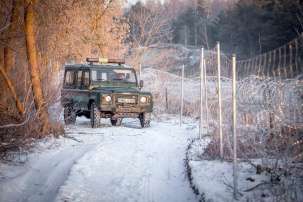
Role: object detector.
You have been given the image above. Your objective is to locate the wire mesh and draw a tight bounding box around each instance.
[141,36,303,164]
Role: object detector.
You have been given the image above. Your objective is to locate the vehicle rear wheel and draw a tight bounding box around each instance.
[90,102,101,128]
[64,103,76,125]
[139,113,151,128]
[110,118,122,126]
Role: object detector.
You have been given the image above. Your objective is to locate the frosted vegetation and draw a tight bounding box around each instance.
[141,36,303,201]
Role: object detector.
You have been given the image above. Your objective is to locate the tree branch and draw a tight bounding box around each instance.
[0,113,30,129]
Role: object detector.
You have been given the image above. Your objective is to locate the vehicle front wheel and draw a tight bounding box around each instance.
[64,103,76,125]
[110,118,122,126]
[90,102,101,128]
[139,113,151,128]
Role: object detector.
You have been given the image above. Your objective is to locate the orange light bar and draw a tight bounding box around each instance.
[86,58,125,64]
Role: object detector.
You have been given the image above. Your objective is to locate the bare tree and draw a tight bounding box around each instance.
[24,0,50,136]
[0,0,131,160]
[4,0,20,77]
[0,63,25,116]
[127,2,174,71]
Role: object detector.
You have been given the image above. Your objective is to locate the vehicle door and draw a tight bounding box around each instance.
[79,69,90,109]
[71,69,83,110]
[62,69,75,102]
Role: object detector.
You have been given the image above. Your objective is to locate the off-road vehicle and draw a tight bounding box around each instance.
[61,58,153,128]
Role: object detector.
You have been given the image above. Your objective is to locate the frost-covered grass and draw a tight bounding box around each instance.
[186,137,303,202]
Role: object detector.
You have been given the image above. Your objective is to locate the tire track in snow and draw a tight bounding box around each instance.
[29,144,97,202]
[0,129,103,202]
[72,117,195,202]
[1,117,198,202]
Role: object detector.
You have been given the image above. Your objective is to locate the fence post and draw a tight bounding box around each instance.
[199,47,204,139]
[217,42,223,159]
[232,54,238,200]
[166,88,168,111]
[139,62,142,81]
[204,59,209,133]
[181,64,184,127]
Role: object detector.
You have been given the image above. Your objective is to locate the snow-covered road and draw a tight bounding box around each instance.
[0,116,199,202]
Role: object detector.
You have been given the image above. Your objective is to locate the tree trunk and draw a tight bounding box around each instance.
[98,44,105,58]
[1,0,20,105]
[50,58,56,84]
[24,0,50,137]
[4,0,20,76]
[0,64,25,116]
[184,26,187,45]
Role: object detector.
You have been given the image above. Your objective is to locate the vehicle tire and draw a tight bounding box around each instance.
[110,118,122,126]
[139,113,151,128]
[84,112,90,119]
[64,103,76,125]
[90,102,101,128]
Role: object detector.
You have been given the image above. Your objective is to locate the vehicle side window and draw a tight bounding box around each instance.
[109,73,117,81]
[83,70,90,86]
[129,72,136,82]
[102,73,107,80]
[75,71,82,86]
[92,70,97,81]
[64,70,74,86]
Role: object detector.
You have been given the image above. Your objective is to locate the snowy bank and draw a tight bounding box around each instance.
[187,137,303,201]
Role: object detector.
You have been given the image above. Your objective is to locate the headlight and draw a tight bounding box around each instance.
[105,96,111,102]
[140,97,147,103]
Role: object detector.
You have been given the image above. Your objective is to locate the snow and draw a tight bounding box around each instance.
[0,115,199,202]
[186,138,294,202]
[0,114,288,202]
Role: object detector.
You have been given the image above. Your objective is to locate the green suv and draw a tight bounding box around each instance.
[61,58,153,128]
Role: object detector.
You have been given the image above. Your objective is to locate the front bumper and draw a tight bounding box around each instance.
[101,106,152,113]
[100,93,153,117]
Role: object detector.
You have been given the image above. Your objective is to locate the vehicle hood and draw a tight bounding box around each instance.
[91,87,141,94]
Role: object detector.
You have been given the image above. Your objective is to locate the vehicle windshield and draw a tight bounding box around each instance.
[91,68,137,83]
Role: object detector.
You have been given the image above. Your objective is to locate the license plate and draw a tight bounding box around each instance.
[118,98,135,103]
[123,108,131,112]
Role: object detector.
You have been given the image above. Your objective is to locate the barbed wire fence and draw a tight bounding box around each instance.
[141,36,303,200]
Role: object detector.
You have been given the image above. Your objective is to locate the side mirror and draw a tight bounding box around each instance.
[139,80,144,88]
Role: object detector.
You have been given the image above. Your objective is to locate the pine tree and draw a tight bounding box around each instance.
[211,0,303,59]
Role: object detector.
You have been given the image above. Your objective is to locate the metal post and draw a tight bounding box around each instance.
[199,47,204,139]
[217,42,223,159]
[232,54,238,200]
[166,88,168,111]
[180,64,184,127]
[139,63,142,81]
[204,59,209,133]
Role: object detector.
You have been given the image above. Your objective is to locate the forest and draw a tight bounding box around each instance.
[0,0,302,157]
